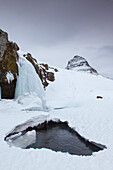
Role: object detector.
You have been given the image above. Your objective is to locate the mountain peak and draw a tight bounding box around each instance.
[66,55,98,75]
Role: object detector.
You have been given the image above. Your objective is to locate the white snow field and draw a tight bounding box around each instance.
[0,63,113,170]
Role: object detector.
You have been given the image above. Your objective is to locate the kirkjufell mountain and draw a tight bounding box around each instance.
[66,55,98,75]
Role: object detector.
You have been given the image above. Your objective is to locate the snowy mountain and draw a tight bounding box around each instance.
[66,55,98,74]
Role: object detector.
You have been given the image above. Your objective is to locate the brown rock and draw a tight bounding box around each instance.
[0,29,8,59]
[0,29,19,99]
[47,72,55,81]
[23,53,58,88]
[1,80,17,99]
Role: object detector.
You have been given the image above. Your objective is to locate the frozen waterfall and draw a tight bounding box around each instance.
[15,55,46,110]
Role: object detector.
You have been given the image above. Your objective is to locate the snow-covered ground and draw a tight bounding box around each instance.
[0,65,113,170]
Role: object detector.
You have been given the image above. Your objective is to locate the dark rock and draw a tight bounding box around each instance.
[97,96,103,99]
[47,72,55,81]
[0,29,8,59]
[1,80,16,99]
[66,55,98,75]
[0,29,19,99]
[54,68,58,72]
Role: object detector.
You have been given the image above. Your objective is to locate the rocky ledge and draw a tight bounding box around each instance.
[66,55,98,75]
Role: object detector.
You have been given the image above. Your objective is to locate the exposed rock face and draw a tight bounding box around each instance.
[66,55,98,74]
[23,53,58,88]
[0,29,19,99]
[0,29,8,59]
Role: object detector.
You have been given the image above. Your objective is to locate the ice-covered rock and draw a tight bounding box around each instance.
[66,55,98,74]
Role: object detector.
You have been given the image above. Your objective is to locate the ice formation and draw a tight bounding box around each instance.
[15,54,46,110]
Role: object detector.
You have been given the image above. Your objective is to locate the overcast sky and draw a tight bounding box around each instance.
[0,0,113,76]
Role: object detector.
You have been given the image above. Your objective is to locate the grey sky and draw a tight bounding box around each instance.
[0,0,113,71]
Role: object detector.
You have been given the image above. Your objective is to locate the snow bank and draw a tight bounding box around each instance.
[6,115,50,136]
[16,93,45,111]
[7,130,36,149]
[15,54,46,110]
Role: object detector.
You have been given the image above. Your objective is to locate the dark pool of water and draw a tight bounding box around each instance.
[26,121,106,156]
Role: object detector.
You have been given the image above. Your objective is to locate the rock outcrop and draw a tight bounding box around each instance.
[0,29,8,59]
[23,53,58,88]
[0,29,19,99]
[66,55,98,74]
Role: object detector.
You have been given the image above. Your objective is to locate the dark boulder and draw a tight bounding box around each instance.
[97,96,103,99]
